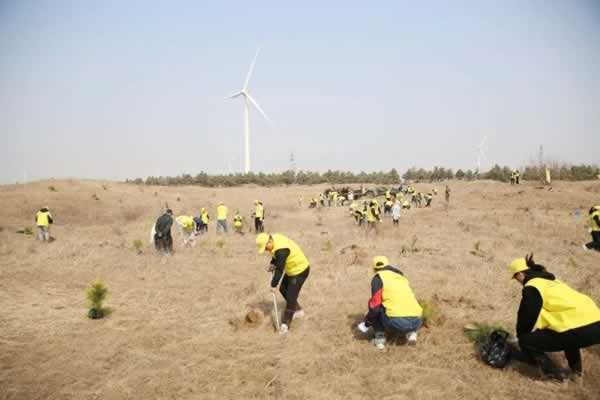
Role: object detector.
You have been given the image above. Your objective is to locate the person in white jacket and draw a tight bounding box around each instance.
[392,201,401,226]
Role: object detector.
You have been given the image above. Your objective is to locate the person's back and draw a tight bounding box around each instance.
[216,203,228,233]
[392,203,401,224]
[217,204,227,221]
[35,207,53,241]
[154,210,174,252]
[155,212,173,235]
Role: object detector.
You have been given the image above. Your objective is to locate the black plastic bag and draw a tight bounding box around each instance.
[479,330,512,368]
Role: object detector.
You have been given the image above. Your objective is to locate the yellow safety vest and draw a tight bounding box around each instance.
[176,216,194,231]
[376,270,422,318]
[201,211,209,224]
[526,278,600,333]
[270,234,310,277]
[233,216,242,227]
[36,211,50,227]
[255,204,264,218]
[217,205,227,220]
[367,206,377,222]
[590,211,600,231]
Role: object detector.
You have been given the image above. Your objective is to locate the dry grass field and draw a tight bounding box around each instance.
[1,179,599,399]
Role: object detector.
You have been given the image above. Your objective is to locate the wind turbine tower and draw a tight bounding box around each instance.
[477,136,488,174]
[226,48,270,174]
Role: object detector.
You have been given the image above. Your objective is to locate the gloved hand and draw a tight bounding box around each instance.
[357,321,369,333]
[588,228,593,233]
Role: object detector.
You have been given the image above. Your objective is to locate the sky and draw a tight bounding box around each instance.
[1,1,599,183]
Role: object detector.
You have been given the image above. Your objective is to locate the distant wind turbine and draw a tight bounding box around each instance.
[226,48,271,174]
[477,136,488,173]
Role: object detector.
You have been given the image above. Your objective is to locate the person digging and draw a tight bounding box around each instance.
[256,233,310,335]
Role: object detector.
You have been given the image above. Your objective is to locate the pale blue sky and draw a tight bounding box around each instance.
[1,1,599,183]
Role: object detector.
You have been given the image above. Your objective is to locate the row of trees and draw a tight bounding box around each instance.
[129,163,598,187]
[484,163,600,183]
[137,169,402,187]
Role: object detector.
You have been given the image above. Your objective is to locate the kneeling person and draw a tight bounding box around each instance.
[358,256,422,349]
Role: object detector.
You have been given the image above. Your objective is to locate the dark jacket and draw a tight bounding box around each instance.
[516,269,556,337]
[155,213,173,236]
[270,248,290,288]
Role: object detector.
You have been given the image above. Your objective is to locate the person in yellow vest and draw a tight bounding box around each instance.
[424,192,433,207]
[216,202,228,233]
[309,198,317,208]
[353,206,366,226]
[256,233,311,335]
[515,169,520,184]
[383,199,393,216]
[254,200,264,233]
[583,205,600,251]
[510,254,600,381]
[357,256,422,349]
[200,208,209,233]
[366,200,381,230]
[176,215,196,246]
[332,191,338,207]
[319,193,326,207]
[402,199,411,209]
[35,207,54,241]
[385,189,391,201]
[233,211,243,234]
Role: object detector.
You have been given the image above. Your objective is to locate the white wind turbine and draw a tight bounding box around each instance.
[226,48,271,174]
[476,135,488,174]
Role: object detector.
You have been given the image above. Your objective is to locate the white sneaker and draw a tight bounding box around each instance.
[582,244,589,251]
[372,337,386,349]
[406,331,417,345]
[293,310,305,319]
[279,323,289,335]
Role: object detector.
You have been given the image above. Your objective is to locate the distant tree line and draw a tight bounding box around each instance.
[128,163,598,187]
[483,163,600,183]
[135,169,401,187]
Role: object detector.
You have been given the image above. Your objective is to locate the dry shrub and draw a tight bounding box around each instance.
[340,244,368,265]
[132,239,143,254]
[419,300,442,328]
[48,185,57,192]
[122,207,144,222]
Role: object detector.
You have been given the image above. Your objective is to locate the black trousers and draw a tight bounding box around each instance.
[254,217,264,232]
[154,232,173,253]
[279,267,310,327]
[585,231,600,251]
[519,321,600,374]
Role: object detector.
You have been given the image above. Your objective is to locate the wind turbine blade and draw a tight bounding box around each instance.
[225,91,243,100]
[243,48,260,91]
[246,94,271,123]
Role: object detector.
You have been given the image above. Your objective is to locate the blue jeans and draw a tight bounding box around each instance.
[373,309,422,341]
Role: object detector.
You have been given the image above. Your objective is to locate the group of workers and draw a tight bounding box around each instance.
[151,200,266,253]
[32,185,599,384]
[256,230,600,383]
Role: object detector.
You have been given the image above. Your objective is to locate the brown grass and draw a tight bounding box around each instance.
[0,180,599,399]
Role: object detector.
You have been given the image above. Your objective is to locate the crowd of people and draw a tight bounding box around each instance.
[149,200,267,253]
[33,183,600,384]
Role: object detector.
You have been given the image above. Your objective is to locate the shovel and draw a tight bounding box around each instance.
[270,270,280,331]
